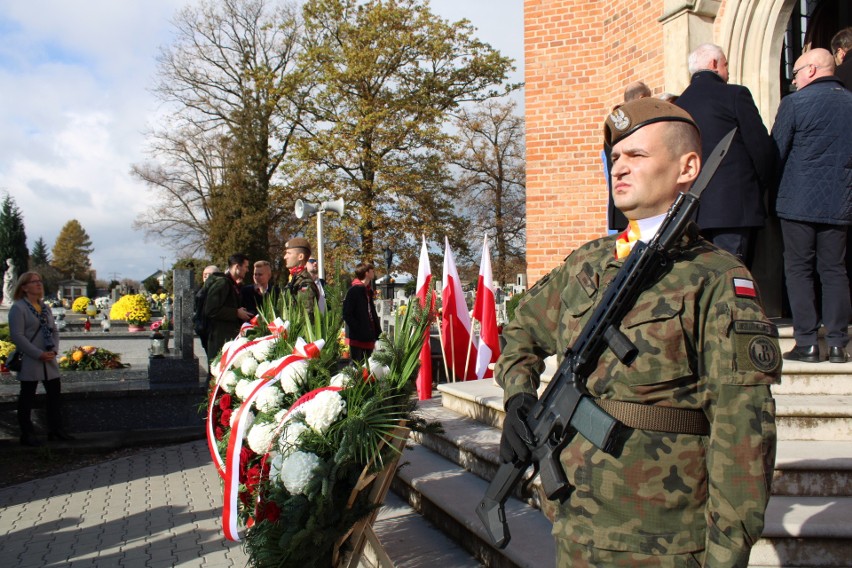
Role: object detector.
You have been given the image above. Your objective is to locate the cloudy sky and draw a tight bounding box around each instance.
[0,0,522,283]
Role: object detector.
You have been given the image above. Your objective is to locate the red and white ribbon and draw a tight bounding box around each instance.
[206,334,277,479]
[220,339,324,542]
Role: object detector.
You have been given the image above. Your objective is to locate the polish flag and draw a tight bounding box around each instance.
[441,237,478,381]
[415,235,434,400]
[472,237,500,379]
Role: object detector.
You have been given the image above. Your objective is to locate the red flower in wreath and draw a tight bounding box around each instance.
[219,394,232,410]
[220,408,232,427]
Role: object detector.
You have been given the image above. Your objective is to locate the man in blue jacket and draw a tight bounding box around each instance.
[676,43,775,265]
[772,48,852,363]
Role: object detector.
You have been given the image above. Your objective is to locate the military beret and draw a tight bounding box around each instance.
[604,98,699,147]
[285,237,312,255]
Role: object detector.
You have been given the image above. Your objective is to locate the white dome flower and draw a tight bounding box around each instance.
[279,451,322,495]
[220,370,238,394]
[274,408,287,424]
[235,378,261,401]
[255,387,284,414]
[255,360,275,379]
[277,420,309,456]
[279,359,309,394]
[246,421,278,454]
[250,339,275,361]
[240,356,259,376]
[231,409,254,431]
[367,357,390,380]
[268,452,283,483]
[329,372,351,388]
[302,390,346,434]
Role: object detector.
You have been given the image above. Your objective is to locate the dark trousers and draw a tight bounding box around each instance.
[349,346,373,364]
[701,227,755,266]
[18,378,63,434]
[780,219,850,347]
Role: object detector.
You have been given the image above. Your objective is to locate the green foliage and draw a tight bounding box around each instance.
[50,219,93,279]
[0,193,29,293]
[142,276,161,294]
[59,345,127,371]
[30,236,50,266]
[506,290,525,322]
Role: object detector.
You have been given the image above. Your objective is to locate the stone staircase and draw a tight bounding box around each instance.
[393,325,852,567]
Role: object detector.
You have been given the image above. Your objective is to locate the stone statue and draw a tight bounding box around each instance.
[2,258,16,307]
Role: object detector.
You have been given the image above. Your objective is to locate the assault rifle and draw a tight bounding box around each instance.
[476,128,737,549]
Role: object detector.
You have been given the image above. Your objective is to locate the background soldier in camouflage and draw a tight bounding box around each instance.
[283,237,320,321]
[497,98,780,567]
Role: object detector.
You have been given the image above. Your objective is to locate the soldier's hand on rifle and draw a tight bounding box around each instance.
[500,393,537,463]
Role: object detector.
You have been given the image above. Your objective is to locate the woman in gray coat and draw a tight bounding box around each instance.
[8,271,73,446]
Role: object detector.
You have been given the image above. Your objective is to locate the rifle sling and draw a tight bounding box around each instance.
[594,399,709,436]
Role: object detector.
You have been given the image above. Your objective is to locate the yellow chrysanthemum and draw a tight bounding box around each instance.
[72,350,84,362]
[72,296,90,313]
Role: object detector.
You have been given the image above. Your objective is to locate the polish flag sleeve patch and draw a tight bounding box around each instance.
[733,277,757,298]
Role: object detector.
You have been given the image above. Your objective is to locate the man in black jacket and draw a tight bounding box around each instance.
[343,263,381,362]
[831,27,852,90]
[676,43,775,265]
[240,260,280,315]
[772,48,852,364]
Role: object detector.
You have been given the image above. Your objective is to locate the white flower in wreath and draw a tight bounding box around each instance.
[250,339,275,361]
[302,390,346,434]
[220,370,238,394]
[235,378,261,401]
[278,450,322,495]
[255,360,275,380]
[329,372,351,388]
[277,419,309,456]
[278,359,309,395]
[274,408,287,424]
[255,386,284,414]
[246,421,278,454]
[230,409,255,431]
[367,357,390,380]
[268,451,283,481]
[240,355,259,377]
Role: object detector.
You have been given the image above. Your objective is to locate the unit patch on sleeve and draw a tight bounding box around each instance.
[733,277,757,298]
[747,335,781,373]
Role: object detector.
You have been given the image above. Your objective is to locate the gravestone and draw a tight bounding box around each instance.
[148,268,201,383]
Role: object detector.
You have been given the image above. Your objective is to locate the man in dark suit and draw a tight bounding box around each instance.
[831,27,852,90]
[240,260,280,315]
[676,43,775,265]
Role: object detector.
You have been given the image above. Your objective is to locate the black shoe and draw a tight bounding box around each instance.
[20,434,43,447]
[829,346,848,364]
[48,430,77,442]
[782,344,820,363]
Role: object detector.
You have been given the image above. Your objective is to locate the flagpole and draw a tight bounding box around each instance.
[436,316,451,385]
[463,318,474,381]
[449,314,456,382]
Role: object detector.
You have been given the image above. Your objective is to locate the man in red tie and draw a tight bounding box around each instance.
[497,98,780,566]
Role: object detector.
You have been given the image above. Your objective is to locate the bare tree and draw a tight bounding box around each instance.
[451,98,526,285]
[133,0,306,264]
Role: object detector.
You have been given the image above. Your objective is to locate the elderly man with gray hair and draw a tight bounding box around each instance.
[675,43,775,266]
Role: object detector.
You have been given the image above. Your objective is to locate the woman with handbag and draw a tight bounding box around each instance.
[8,271,74,446]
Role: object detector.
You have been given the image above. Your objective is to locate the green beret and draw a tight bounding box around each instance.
[604,98,699,147]
[285,237,312,255]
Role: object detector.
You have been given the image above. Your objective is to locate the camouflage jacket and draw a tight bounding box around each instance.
[496,225,780,565]
[287,268,320,321]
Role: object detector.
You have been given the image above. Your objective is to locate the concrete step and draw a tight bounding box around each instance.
[393,442,555,568]
[774,360,852,396]
[418,396,852,501]
[401,423,852,566]
[438,382,852,443]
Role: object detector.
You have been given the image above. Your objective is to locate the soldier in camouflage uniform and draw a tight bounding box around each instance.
[283,237,320,321]
[497,98,780,567]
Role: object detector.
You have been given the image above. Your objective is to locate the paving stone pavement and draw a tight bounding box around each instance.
[0,440,481,568]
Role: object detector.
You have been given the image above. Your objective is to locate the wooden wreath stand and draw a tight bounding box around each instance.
[332,423,410,568]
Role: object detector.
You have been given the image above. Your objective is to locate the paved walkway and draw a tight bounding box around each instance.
[0,440,481,567]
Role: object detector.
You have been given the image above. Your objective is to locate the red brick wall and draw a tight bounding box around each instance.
[525,0,667,283]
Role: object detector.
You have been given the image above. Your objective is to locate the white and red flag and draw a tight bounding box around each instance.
[415,235,434,400]
[441,237,477,381]
[472,236,500,379]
